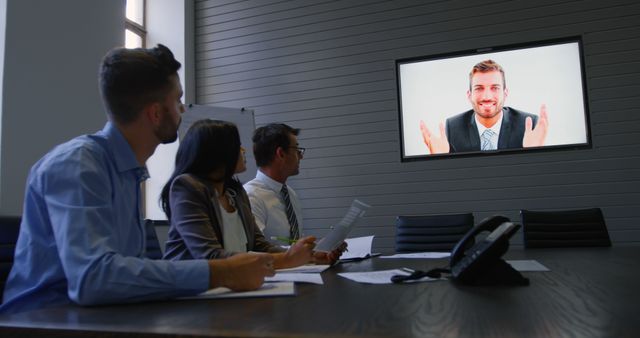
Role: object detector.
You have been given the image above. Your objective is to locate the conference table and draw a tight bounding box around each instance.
[0,247,638,338]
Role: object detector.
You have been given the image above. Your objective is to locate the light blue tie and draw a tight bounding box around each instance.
[481,129,496,150]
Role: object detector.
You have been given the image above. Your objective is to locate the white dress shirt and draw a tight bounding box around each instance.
[244,170,304,243]
[219,201,248,253]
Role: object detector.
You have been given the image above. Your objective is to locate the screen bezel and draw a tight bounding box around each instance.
[396,36,592,162]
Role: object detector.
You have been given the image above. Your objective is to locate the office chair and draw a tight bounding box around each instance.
[520,208,612,248]
[1,216,21,302]
[395,213,474,252]
[144,219,169,259]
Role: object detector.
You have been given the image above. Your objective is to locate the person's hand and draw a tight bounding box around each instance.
[280,236,316,268]
[208,252,275,291]
[523,104,549,148]
[313,241,348,265]
[420,120,450,154]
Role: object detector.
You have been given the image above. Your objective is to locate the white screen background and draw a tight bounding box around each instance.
[399,42,588,157]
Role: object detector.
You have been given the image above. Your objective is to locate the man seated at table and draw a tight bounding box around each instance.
[0,44,274,315]
[244,123,346,263]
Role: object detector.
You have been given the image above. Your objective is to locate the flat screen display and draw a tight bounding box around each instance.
[397,37,591,161]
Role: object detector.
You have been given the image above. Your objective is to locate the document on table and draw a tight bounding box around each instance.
[262,265,329,285]
[506,260,550,272]
[338,269,440,284]
[315,199,371,252]
[340,235,378,261]
[266,273,324,285]
[276,264,330,273]
[380,252,451,259]
[180,282,295,300]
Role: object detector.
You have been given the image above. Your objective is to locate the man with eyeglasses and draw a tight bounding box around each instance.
[244,123,345,264]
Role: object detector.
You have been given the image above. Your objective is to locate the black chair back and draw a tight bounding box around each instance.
[520,208,612,248]
[395,213,474,253]
[1,216,21,302]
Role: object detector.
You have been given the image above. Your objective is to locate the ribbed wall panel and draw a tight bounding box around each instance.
[195,0,640,253]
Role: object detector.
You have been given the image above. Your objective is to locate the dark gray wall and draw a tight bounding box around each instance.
[193,0,640,252]
[0,0,124,215]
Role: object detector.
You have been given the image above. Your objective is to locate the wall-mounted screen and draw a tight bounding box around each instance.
[397,36,591,161]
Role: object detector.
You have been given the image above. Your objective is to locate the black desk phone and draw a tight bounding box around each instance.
[392,215,529,285]
[449,215,529,285]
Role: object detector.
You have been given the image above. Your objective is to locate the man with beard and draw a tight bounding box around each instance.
[419,59,549,154]
[1,45,274,314]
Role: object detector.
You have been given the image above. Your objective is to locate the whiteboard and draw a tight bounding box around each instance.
[179,104,257,183]
[145,104,256,220]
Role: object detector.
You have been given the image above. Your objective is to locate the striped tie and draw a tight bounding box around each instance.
[281,184,300,240]
[481,129,496,150]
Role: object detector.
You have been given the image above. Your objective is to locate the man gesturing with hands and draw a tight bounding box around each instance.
[420,60,549,154]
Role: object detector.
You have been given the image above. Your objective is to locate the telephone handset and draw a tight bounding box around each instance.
[449,215,529,286]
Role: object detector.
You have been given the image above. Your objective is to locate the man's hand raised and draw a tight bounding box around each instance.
[420,120,450,154]
[523,104,549,148]
[208,252,275,291]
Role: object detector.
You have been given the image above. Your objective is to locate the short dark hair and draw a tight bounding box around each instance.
[252,123,300,167]
[99,44,181,124]
[469,59,506,90]
[161,119,241,219]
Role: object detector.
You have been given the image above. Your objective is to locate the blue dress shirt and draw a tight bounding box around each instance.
[0,122,209,314]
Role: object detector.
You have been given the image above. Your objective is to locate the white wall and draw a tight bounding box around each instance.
[0,0,7,208]
[0,0,124,215]
[144,0,193,220]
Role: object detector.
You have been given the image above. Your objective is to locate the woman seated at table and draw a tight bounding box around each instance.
[160,119,314,268]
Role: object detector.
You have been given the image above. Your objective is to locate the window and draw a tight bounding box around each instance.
[125,0,145,48]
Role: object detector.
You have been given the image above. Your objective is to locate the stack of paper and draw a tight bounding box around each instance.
[339,235,380,261]
[265,264,330,285]
[380,252,451,259]
[181,282,295,300]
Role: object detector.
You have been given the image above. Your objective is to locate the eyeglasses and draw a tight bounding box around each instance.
[288,147,306,156]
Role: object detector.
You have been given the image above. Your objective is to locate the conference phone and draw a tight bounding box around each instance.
[392,215,529,286]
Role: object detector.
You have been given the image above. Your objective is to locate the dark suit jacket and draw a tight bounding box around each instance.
[163,173,284,261]
[445,106,538,153]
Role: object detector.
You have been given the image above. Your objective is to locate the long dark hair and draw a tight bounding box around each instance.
[161,119,241,219]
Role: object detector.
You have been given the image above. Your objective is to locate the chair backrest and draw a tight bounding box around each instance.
[0,216,21,301]
[143,219,168,259]
[395,213,474,253]
[520,208,612,248]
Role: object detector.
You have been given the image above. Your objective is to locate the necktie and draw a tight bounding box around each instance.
[281,184,300,240]
[481,129,496,150]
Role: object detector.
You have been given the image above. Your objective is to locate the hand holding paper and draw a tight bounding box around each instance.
[315,199,371,252]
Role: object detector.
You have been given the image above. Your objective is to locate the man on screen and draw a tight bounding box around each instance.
[419,59,549,154]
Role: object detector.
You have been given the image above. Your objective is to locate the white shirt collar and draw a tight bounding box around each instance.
[256,169,286,193]
[475,109,504,138]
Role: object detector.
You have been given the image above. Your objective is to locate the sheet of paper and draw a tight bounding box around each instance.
[338,269,440,284]
[380,252,451,259]
[506,260,550,272]
[276,264,330,273]
[315,199,371,252]
[266,273,324,285]
[340,235,374,260]
[180,282,295,300]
